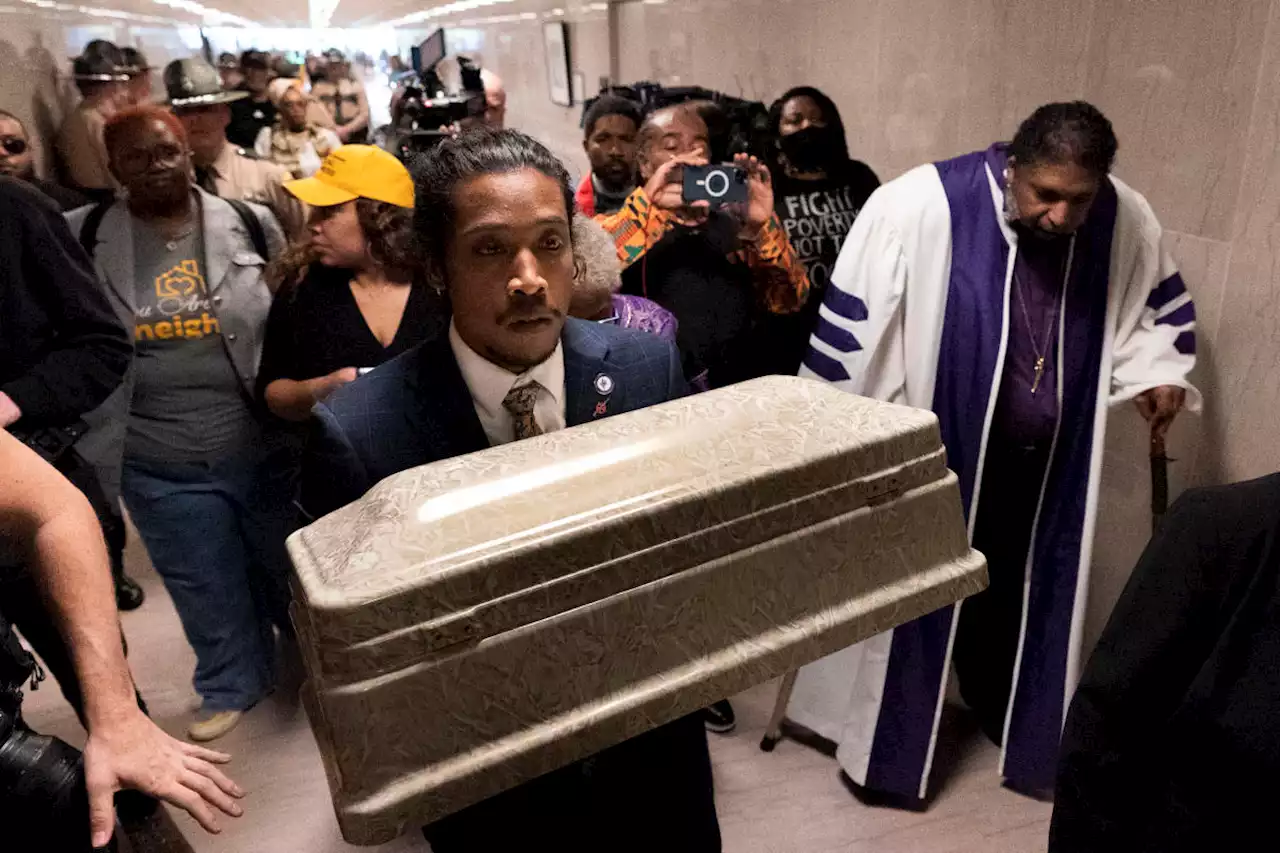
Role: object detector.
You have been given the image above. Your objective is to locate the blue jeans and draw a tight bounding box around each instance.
[122,445,295,711]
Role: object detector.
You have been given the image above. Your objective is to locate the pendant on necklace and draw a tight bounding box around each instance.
[1032,356,1046,394]
[166,240,178,251]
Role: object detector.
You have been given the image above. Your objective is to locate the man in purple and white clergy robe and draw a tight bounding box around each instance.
[787,102,1201,804]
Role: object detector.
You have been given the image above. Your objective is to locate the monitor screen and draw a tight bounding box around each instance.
[413,29,447,74]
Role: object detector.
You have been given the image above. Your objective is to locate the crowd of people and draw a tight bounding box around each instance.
[0,30,1271,853]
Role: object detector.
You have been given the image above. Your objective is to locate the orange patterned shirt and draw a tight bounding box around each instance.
[593,186,811,314]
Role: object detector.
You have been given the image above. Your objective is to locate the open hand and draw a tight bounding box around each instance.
[730,153,774,238]
[1134,385,1186,443]
[643,152,711,221]
[83,710,244,847]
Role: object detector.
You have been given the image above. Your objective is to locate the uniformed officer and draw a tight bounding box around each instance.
[162,58,305,238]
[56,42,131,200]
[311,50,370,144]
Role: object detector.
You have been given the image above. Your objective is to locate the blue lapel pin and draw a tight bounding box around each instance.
[594,373,614,395]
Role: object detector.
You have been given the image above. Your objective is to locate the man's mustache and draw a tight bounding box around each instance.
[500,297,562,325]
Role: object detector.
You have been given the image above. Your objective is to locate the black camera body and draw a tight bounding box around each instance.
[0,613,108,852]
[388,55,487,162]
[683,164,748,207]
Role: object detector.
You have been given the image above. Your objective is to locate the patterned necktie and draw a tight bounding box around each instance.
[502,383,543,441]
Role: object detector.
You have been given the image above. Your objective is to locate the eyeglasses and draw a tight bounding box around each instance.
[1,137,28,156]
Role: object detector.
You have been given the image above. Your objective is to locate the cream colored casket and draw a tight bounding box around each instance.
[287,376,987,844]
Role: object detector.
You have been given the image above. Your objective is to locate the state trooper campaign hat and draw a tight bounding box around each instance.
[71,40,130,82]
[163,58,249,108]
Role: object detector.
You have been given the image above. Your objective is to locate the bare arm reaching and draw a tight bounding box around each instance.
[0,430,245,847]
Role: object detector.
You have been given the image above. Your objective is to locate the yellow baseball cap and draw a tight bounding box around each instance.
[283,145,415,208]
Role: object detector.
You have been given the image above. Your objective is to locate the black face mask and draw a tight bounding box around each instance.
[779,125,844,174]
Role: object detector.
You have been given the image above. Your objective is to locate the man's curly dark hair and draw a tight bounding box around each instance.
[1009,101,1118,177]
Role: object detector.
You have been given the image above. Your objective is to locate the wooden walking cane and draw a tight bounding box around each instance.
[1151,426,1170,532]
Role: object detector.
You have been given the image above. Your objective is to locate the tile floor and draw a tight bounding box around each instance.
[20,541,1052,852]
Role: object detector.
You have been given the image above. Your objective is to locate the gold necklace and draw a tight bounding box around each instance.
[1013,269,1061,395]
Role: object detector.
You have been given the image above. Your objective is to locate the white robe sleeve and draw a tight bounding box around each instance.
[1108,194,1203,413]
[799,195,909,405]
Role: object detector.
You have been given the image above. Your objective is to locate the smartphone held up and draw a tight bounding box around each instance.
[682,164,748,207]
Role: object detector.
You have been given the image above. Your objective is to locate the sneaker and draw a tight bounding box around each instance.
[187,708,244,742]
[702,699,736,734]
[115,573,146,611]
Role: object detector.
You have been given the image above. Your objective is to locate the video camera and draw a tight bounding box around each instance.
[0,612,109,851]
[582,81,771,163]
[388,30,487,162]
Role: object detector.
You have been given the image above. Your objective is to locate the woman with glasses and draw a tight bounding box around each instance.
[0,109,88,211]
[258,145,444,422]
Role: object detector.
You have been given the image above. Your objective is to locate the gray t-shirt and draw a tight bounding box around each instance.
[125,217,258,464]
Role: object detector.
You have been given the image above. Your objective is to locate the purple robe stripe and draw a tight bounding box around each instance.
[801,347,851,382]
[861,143,1114,798]
[814,315,863,353]
[1175,330,1196,355]
[1155,300,1196,328]
[1146,272,1187,311]
[825,288,870,322]
[864,146,1011,797]
[1003,176,1115,793]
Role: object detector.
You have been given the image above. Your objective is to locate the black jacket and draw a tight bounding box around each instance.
[0,177,130,428]
[1051,473,1280,852]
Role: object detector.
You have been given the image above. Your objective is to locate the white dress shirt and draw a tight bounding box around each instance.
[448,320,566,446]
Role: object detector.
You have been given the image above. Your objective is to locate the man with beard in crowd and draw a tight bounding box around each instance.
[575,95,642,217]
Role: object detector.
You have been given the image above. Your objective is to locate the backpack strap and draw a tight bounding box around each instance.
[79,196,271,262]
[76,199,114,258]
[225,197,271,261]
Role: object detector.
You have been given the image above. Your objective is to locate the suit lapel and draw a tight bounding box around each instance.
[561,318,612,427]
[407,335,490,456]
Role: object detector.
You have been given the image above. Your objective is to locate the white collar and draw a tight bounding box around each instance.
[448,319,565,420]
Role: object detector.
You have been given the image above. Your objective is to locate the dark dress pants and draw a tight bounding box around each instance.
[424,712,721,852]
[953,438,1052,745]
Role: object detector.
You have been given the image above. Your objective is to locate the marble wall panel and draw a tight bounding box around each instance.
[871,0,1094,179]
[1085,229,1230,651]
[1210,0,1280,484]
[1083,0,1271,241]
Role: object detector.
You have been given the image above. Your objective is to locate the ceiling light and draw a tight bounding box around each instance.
[388,0,514,28]
[151,0,257,26]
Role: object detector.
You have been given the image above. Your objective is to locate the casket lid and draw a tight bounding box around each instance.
[288,376,939,645]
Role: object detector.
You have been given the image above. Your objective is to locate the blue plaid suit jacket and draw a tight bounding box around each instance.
[299,317,688,521]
